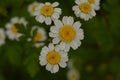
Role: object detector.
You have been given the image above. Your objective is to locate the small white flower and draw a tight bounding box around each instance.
[35,2,62,25]
[49,16,84,52]
[0,28,5,46]
[88,0,100,10]
[28,2,40,16]
[39,43,68,73]
[30,26,47,48]
[5,17,28,41]
[67,69,80,80]
[72,0,96,21]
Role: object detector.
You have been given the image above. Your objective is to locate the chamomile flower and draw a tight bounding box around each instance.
[30,26,47,48]
[88,0,100,10]
[49,16,84,52]
[0,28,5,46]
[39,43,68,73]
[35,2,62,25]
[67,69,80,80]
[72,0,96,21]
[5,17,28,41]
[28,2,40,16]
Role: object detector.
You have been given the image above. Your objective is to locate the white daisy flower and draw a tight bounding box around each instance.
[30,26,47,48]
[49,16,84,52]
[35,2,62,25]
[67,69,80,80]
[88,0,100,10]
[0,28,5,46]
[5,17,28,41]
[39,43,68,73]
[72,0,96,21]
[28,2,40,16]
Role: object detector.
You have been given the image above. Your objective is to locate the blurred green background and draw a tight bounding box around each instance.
[0,0,120,80]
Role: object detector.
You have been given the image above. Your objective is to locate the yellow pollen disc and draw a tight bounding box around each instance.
[31,4,37,12]
[11,25,18,33]
[70,74,77,80]
[34,32,42,42]
[41,5,54,16]
[88,0,95,4]
[59,25,76,43]
[47,51,61,65]
[79,3,92,14]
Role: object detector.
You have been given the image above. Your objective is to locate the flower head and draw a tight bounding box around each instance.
[35,2,62,25]
[67,69,80,80]
[49,16,84,52]
[28,2,40,16]
[5,17,28,41]
[39,43,68,73]
[30,26,47,48]
[72,0,96,21]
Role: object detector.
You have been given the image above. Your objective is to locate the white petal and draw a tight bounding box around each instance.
[52,2,59,7]
[75,0,81,5]
[49,32,58,37]
[73,21,81,30]
[46,63,52,71]
[5,23,12,29]
[59,42,66,50]
[11,17,19,24]
[59,62,67,68]
[45,17,52,25]
[40,60,47,66]
[48,43,54,51]
[52,37,60,44]
[62,16,68,25]
[35,15,45,23]
[54,8,61,14]
[52,64,59,73]
[70,41,78,50]
[50,26,59,33]
[72,5,79,11]
[34,43,44,48]
[91,10,96,16]
[68,17,74,25]
[62,16,74,25]
[65,44,70,52]
[45,2,51,5]
[54,20,63,28]
[52,12,60,19]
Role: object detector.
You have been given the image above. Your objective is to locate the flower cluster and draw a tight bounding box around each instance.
[0,0,100,74]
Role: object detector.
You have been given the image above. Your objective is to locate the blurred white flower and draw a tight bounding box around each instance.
[5,17,28,41]
[34,2,62,25]
[88,0,100,10]
[0,28,5,46]
[30,26,47,48]
[72,0,96,21]
[28,1,40,16]
[67,69,80,80]
[39,43,68,73]
[49,16,84,52]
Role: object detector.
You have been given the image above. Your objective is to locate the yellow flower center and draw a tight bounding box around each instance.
[34,32,42,42]
[79,3,92,14]
[59,25,76,43]
[70,73,77,80]
[31,4,37,12]
[47,51,61,65]
[41,5,54,16]
[11,25,18,33]
[88,0,95,4]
